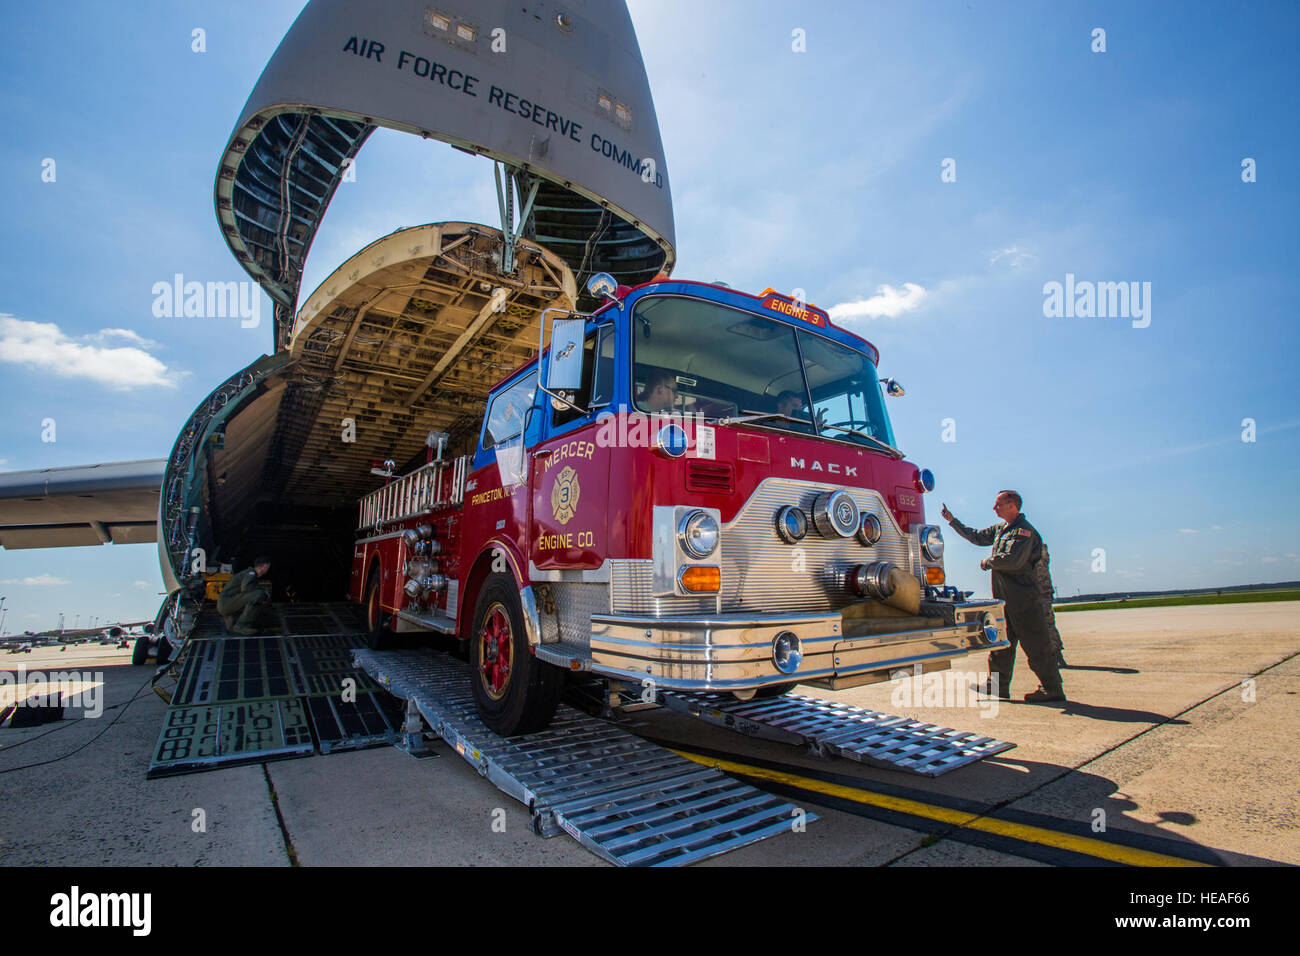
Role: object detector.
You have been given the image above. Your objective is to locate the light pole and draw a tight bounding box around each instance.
[0,596,7,638]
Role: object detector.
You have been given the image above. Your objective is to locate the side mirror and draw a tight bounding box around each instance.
[881,378,905,398]
[585,272,618,301]
[545,317,586,392]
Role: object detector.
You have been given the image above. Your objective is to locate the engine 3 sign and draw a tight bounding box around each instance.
[551,466,581,525]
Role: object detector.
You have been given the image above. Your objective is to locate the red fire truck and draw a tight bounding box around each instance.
[350,273,1009,735]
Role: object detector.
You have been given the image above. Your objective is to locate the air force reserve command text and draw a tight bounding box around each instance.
[341,36,665,188]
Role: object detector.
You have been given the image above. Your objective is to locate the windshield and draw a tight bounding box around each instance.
[631,295,897,450]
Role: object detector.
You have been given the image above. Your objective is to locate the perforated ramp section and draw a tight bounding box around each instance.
[149,603,401,777]
[352,649,815,866]
[660,692,1014,776]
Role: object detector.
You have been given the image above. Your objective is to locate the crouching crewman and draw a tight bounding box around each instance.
[217,556,272,635]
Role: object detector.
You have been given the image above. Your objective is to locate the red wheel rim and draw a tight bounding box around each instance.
[478,603,512,700]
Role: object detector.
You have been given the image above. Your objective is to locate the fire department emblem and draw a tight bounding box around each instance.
[551,466,580,525]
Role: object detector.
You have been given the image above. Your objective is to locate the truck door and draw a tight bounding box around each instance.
[530,325,615,571]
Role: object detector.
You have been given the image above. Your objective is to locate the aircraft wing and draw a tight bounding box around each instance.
[0,459,164,549]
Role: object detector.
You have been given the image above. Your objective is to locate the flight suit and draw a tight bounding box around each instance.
[948,514,1063,694]
[216,567,270,630]
[1034,541,1067,665]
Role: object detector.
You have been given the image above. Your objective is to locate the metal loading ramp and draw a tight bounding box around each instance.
[351,649,816,866]
[659,692,1015,777]
[148,603,403,778]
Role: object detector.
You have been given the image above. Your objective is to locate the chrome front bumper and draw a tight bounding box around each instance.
[588,600,1009,692]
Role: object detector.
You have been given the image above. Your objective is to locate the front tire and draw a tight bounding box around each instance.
[470,573,562,736]
[752,682,798,700]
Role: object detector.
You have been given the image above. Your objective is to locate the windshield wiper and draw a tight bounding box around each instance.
[716,409,812,427]
[816,421,906,459]
[713,410,905,459]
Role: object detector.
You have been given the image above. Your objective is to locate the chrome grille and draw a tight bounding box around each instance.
[610,559,719,616]
[719,478,917,613]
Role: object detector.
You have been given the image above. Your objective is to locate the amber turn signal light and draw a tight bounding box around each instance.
[925,566,945,586]
[679,565,721,593]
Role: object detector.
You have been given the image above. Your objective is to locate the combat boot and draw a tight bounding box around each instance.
[1024,685,1066,703]
[222,614,238,631]
[976,676,1011,700]
[231,625,259,636]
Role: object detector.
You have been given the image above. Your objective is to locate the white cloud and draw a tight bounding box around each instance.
[1209,524,1225,531]
[1262,557,1280,563]
[94,327,161,350]
[1177,528,1199,534]
[0,314,180,389]
[828,283,929,321]
[132,580,153,590]
[989,246,1037,268]
[1,574,69,586]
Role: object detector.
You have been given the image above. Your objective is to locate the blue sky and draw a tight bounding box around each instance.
[1,0,1297,633]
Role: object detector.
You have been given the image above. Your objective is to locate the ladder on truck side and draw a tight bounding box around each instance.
[357,455,468,636]
[357,455,469,531]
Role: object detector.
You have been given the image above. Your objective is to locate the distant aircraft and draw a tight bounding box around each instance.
[0,1,675,641]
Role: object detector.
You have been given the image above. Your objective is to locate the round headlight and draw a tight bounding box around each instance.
[857,512,882,547]
[772,631,803,675]
[775,505,808,543]
[678,510,719,559]
[913,468,936,493]
[920,525,944,561]
[812,490,859,538]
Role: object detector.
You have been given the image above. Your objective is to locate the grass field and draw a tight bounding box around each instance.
[1055,589,1300,613]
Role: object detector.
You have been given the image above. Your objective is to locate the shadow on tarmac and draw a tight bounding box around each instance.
[1054,701,1190,724]
[879,754,1279,866]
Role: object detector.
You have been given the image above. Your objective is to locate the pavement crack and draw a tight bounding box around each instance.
[263,763,300,867]
[882,648,1300,866]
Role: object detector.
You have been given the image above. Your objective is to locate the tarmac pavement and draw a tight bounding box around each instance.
[1,602,1295,867]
